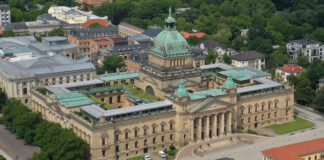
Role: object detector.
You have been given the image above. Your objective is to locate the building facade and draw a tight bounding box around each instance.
[231,50,265,70]
[118,23,144,38]
[68,27,119,55]
[29,8,294,160]
[286,39,324,61]
[0,4,10,27]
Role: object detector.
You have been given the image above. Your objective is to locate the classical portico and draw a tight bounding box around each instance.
[190,111,232,141]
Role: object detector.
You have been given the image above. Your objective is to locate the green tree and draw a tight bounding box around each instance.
[312,28,324,43]
[296,53,310,68]
[223,53,232,64]
[48,28,64,37]
[98,56,126,74]
[270,47,289,67]
[205,49,218,64]
[89,23,104,28]
[312,87,324,111]
[0,30,16,37]
[295,75,314,105]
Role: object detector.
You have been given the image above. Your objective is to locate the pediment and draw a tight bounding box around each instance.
[188,98,232,114]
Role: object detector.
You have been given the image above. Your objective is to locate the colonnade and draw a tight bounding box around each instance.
[190,112,232,141]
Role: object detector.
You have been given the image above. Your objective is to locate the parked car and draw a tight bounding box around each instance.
[142,155,152,160]
[159,151,166,158]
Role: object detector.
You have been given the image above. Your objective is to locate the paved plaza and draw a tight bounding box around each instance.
[176,104,324,160]
[0,124,40,160]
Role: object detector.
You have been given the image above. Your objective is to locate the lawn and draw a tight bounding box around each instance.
[126,155,142,160]
[107,83,162,102]
[265,117,314,135]
[87,95,112,110]
[0,155,6,160]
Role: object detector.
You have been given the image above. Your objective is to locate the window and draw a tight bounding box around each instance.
[170,134,173,140]
[286,100,289,107]
[125,132,128,139]
[102,150,106,156]
[126,143,128,150]
[161,125,164,132]
[115,134,119,141]
[153,138,156,144]
[268,103,271,110]
[274,112,277,117]
[116,146,119,152]
[170,123,173,130]
[102,138,105,145]
[275,102,278,108]
[134,130,138,137]
[161,136,164,142]
[248,108,251,114]
[135,141,138,148]
[144,139,147,145]
[25,99,28,104]
[23,88,28,95]
[144,128,147,135]
[184,134,186,139]
[109,97,113,104]
[117,96,121,103]
[153,126,156,134]
[114,81,118,85]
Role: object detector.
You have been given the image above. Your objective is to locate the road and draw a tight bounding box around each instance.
[176,104,324,160]
[0,125,40,160]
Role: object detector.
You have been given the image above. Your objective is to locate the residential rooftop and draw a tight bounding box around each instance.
[232,50,265,61]
[289,39,321,45]
[69,26,118,38]
[262,137,324,160]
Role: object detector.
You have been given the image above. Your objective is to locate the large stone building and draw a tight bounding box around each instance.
[286,39,324,61]
[29,8,294,160]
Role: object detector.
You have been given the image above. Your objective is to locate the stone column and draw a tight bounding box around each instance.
[213,114,218,137]
[227,112,232,134]
[206,115,210,139]
[197,117,201,140]
[190,119,195,141]
[220,113,224,136]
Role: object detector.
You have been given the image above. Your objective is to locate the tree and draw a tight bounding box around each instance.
[312,28,324,43]
[98,56,126,74]
[0,30,16,37]
[89,23,104,28]
[296,53,310,68]
[312,87,324,111]
[205,49,218,64]
[48,28,64,37]
[223,53,232,64]
[270,47,289,67]
[294,75,314,105]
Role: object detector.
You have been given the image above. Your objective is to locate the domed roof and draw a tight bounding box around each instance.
[224,75,236,89]
[176,79,188,97]
[150,7,191,58]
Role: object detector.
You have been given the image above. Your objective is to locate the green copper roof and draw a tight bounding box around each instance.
[219,70,252,81]
[189,89,226,100]
[56,91,95,108]
[224,75,236,89]
[165,7,176,23]
[176,79,188,97]
[150,7,191,58]
[1,47,31,55]
[97,71,139,82]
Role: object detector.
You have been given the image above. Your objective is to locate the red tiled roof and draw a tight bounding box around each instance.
[125,25,144,33]
[262,137,324,160]
[82,19,109,28]
[180,31,206,39]
[280,64,303,73]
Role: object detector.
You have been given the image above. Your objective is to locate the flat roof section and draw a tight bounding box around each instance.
[98,71,139,82]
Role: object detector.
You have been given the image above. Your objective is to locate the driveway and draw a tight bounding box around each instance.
[0,125,40,160]
[176,104,324,160]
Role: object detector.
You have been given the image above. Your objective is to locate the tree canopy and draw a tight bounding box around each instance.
[98,56,126,74]
[0,98,89,160]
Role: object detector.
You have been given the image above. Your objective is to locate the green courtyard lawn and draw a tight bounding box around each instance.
[126,155,142,160]
[265,117,314,135]
[0,155,6,160]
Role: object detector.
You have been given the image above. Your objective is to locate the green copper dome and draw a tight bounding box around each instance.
[150,7,191,58]
[224,75,236,89]
[176,79,188,97]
